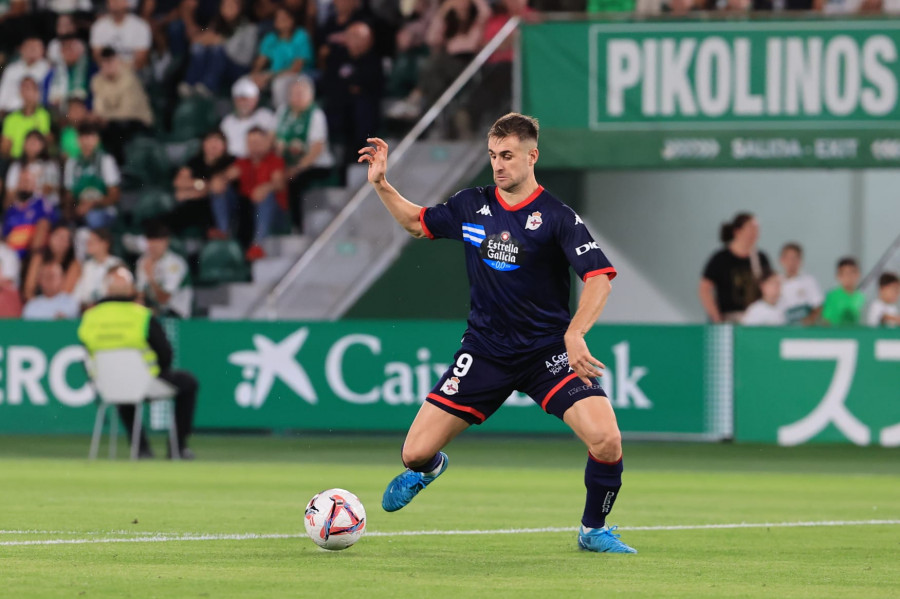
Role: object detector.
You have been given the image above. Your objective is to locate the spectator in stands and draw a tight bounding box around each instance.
[220,77,276,158]
[73,227,124,309]
[46,14,77,65]
[777,242,823,326]
[822,257,865,326]
[45,34,94,113]
[91,47,154,164]
[172,129,236,238]
[0,234,21,288]
[317,0,368,72]
[90,0,153,71]
[699,212,771,323]
[251,6,314,107]
[2,169,56,259]
[741,270,786,326]
[59,97,93,160]
[23,223,81,302]
[5,130,61,208]
[0,37,50,115]
[0,1,30,65]
[284,0,318,36]
[0,78,52,161]
[22,262,80,320]
[135,221,193,318]
[867,272,900,327]
[180,0,258,97]
[228,126,286,261]
[276,75,334,232]
[139,0,188,57]
[385,0,437,101]
[63,123,121,229]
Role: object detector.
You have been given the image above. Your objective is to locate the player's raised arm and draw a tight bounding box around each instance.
[358,138,426,238]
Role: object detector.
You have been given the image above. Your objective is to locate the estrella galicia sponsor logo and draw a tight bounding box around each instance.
[481,231,524,272]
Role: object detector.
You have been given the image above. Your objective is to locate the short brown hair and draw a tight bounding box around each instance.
[781,242,802,256]
[879,272,899,288]
[488,113,539,143]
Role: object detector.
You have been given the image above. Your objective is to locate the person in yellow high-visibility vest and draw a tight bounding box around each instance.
[78,266,198,459]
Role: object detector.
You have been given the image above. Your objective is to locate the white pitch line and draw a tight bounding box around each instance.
[1,519,898,547]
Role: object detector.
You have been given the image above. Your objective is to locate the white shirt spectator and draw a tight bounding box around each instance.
[90,14,151,68]
[73,255,124,307]
[22,292,80,320]
[7,161,61,206]
[778,272,823,324]
[136,250,193,318]
[867,298,899,327]
[0,242,21,286]
[274,104,335,169]
[742,300,787,326]
[0,59,51,113]
[221,109,277,158]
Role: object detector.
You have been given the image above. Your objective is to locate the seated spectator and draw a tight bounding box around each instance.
[139,0,187,57]
[867,272,900,327]
[778,242,823,325]
[180,0,257,97]
[0,1,30,65]
[73,227,124,309]
[741,270,786,326]
[22,262,80,320]
[59,97,93,160]
[91,47,153,164]
[6,131,61,208]
[1,77,52,160]
[822,257,865,326]
[46,14,77,64]
[0,37,50,114]
[386,0,436,101]
[22,223,81,302]
[317,0,367,71]
[2,169,56,259]
[276,76,334,232]
[0,235,21,288]
[251,6,313,107]
[220,78,276,158]
[46,34,94,113]
[136,221,193,318]
[90,0,152,71]
[227,127,286,261]
[63,123,121,229]
[284,0,318,35]
[172,130,236,238]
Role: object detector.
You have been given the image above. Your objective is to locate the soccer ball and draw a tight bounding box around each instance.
[304,488,367,551]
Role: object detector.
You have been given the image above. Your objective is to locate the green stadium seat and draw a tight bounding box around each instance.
[197,240,250,285]
[133,188,176,225]
[122,138,172,189]
[168,97,218,143]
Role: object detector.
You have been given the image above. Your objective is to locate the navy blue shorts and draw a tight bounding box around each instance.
[425,342,607,425]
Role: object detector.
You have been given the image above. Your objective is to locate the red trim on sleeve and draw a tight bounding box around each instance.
[540,372,578,412]
[426,393,486,423]
[494,185,544,212]
[418,206,434,240]
[583,267,617,282]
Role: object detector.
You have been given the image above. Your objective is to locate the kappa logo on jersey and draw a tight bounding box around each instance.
[441,376,461,395]
[481,231,525,272]
[525,211,543,231]
[462,222,486,248]
[575,241,601,256]
[476,205,492,216]
[575,214,584,225]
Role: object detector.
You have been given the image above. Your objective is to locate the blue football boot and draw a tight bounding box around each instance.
[577,525,637,553]
[382,452,448,512]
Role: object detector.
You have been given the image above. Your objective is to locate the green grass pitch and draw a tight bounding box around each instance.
[1,435,898,598]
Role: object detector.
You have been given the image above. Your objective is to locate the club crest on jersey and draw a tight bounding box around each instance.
[525,211,543,231]
[441,376,461,396]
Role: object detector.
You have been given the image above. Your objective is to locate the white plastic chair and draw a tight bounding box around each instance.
[86,349,178,461]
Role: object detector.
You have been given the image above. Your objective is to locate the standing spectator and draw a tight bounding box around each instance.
[136,221,193,318]
[23,223,81,302]
[63,124,121,229]
[90,0,152,71]
[822,257,865,326]
[171,130,236,238]
[0,78,52,160]
[2,169,57,259]
[699,213,771,323]
[5,130,61,208]
[22,262,81,320]
[251,7,314,107]
[275,75,334,232]
[72,227,124,309]
[220,77,276,158]
[0,37,50,114]
[867,272,900,327]
[180,0,258,97]
[778,242,823,325]
[228,127,286,261]
[45,34,94,112]
[741,270,786,326]
[91,48,153,164]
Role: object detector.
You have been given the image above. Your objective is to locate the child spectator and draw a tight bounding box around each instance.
[251,6,314,107]
[63,124,121,229]
[2,169,57,259]
[5,131,60,209]
[741,270,786,326]
[1,78,52,160]
[72,227,124,309]
[90,0,152,71]
[136,221,193,318]
[822,257,865,326]
[91,47,153,164]
[22,262,81,320]
[22,223,81,302]
[867,272,900,327]
[0,37,50,114]
[220,77,276,158]
[172,130,236,238]
[778,242,823,325]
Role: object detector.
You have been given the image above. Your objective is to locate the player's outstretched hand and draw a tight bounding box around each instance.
[565,335,605,386]
[358,137,389,185]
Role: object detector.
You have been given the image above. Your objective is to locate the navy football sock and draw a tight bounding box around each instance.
[581,453,623,529]
[402,444,443,474]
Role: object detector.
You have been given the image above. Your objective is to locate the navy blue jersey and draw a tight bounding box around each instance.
[420,185,616,358]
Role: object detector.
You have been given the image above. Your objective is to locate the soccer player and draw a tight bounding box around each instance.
[357,113,635,553]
